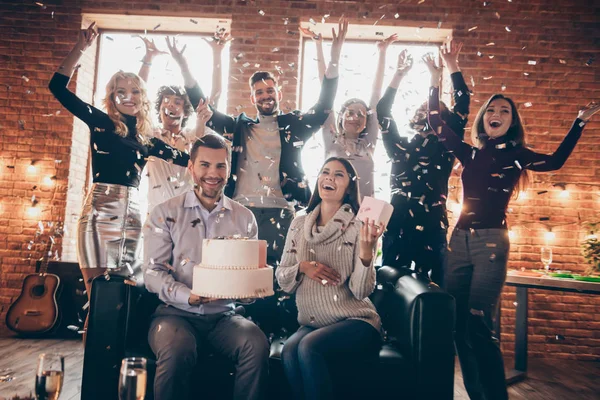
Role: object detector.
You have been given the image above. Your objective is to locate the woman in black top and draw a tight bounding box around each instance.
[427,53,600,399]
[378,41,469,285]
[48,23,190,302]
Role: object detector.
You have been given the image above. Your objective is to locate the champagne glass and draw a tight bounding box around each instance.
[35,353,64,400]
[541,246,553,271]
[118,357,147,400]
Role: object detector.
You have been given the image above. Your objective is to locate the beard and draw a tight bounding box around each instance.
[255,97,278,115]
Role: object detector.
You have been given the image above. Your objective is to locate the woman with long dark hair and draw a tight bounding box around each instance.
[276,156,383,399]
[48,23,190,301]
[427,54,600,399]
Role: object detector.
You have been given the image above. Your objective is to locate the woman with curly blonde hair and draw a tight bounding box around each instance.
[48,23,190,305]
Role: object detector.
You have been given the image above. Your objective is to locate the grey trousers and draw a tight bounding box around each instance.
[148,305,270,400]
[444,228,510,400]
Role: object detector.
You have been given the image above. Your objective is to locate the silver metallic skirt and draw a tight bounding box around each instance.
[77,183,143,280]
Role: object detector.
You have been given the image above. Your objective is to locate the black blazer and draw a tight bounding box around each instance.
[197,77,339,207]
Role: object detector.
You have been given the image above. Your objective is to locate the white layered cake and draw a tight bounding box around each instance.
[192,239,274,299]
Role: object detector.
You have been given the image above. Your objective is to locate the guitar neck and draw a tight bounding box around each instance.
[39,241,54,275]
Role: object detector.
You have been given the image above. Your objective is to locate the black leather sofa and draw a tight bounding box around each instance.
[81,267,455,399]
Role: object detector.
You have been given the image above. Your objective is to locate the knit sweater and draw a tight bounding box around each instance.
[276,203,381,332]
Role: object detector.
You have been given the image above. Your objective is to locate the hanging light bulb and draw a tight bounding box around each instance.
[544,230,555,241]
[27,206,41,218]
[27,164,37,174]
[559,189,569,198]
[508,229,516,240]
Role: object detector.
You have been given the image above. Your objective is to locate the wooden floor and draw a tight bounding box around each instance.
[0,337,598,399]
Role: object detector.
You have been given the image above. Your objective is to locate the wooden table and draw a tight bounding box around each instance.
[497,273,600,384]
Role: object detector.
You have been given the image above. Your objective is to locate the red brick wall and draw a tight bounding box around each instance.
[1,0,599,360]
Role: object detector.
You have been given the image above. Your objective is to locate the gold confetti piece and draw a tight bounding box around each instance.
[258,10,265,16]
[528,60,537,65]
[524,102,532,107]
[486,42,495,46]
[468,26,478,32]
[505,26,511,32]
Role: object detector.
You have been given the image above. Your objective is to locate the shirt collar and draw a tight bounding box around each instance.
[183,190,233,212]
[257,112,280,124]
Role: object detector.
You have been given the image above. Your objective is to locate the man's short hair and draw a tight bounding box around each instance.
[155,85,194,127]
[190,134,232,163]
[249,71,278,88]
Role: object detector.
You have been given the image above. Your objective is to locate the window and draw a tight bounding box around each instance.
[95,32,230,128]
[300,37,443,201]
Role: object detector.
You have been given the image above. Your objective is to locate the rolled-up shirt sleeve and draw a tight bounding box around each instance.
[143,206,192,307]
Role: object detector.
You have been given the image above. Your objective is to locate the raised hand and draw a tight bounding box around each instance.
[77,22,98,51]
[396,49,413,75]
[204,29,231,52]
[423,53,442,86]
[330,16,348,64]
[196,98,214,126]
[298,26,322,42]
[299,261,341,286]
[578,101,600,122]
[165,36,188,66]
[359,218,384,266]
[440,39,463,73]
[377,33,398,52]
[138,36,167,61]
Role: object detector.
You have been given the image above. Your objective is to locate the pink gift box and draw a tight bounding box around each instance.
[357,196,394,227]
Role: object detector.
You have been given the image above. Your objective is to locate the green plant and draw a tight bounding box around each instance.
[581,222,600,276]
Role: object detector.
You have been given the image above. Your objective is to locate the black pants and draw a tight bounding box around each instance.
[381,223,447,286]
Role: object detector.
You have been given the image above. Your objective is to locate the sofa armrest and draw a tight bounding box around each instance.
[81,276,159,399]
[375,267,456,399]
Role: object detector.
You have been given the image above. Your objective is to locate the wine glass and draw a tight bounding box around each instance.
[541,246,553,271]
[118,357,147,400]
[35,353,64,400]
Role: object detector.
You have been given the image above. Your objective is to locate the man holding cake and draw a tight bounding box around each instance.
[143,134,270,400]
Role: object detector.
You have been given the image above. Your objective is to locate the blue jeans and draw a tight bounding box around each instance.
[444,228,510,400]
[281,320,381,400]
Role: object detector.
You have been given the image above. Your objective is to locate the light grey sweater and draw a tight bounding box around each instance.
[276,203,381,332]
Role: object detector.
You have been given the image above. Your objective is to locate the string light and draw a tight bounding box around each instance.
[449,201,463,216]
[544,229,556,241]
[42,176,55,186]
[559,189,570,198]
[518,190,527,200]
[27,206,41,218]
[508,229,516,240]
[27,163,37,174]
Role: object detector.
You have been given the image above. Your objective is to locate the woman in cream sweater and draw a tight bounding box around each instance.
[276,157,383,399]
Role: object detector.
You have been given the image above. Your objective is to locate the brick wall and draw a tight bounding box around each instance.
[1,0,598,359]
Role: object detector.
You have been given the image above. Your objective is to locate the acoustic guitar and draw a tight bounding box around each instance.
[6,232,61,335]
